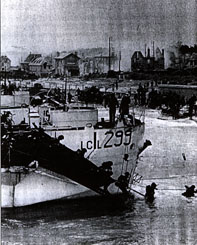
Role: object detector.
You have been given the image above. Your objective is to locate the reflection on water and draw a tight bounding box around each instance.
[1,111,197,245]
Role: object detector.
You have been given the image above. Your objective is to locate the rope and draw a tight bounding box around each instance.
[128,187,145,196]
[11,148,49,162]
[129,154,142,187]
[2,150,10,163]
[117,144,130,194]
[116,145,128,194]
[131,184,187,191]
[125,145,129,172]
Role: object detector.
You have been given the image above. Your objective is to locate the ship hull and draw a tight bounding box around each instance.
[45,122,145,180]
[1,123,145,207]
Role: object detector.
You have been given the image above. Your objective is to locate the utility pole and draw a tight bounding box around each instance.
[119,51,121,72]
[108,37,111,72]
[65,75,67,104]
[4,66,7,88]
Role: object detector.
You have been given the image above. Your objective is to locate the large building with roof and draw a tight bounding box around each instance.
[20,54,42,72]
[29,57,53,77]
[55,52,80,76]
[20,53,53,77]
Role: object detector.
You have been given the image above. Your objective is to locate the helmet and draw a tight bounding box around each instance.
[151,182,157,188]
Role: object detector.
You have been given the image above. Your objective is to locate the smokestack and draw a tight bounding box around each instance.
[145,44,147,57]
[162,49,164,57]
[147,48,150,57]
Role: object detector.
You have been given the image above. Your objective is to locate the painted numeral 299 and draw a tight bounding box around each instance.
[80,129,132,150]
[104,130,132,148]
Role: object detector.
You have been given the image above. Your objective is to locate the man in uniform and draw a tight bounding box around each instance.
[119,93,130,121]
[115,172,130,194]
[145,182,157,202]
[108,93,119,126]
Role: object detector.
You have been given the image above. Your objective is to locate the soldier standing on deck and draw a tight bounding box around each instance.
[119,93,130,121]
[108,93,119,126]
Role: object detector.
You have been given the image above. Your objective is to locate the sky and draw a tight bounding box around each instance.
[1,0,197,68]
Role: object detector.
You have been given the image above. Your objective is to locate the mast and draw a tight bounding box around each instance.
[119,51,121,72]
[152,41,155,69]
[65,75,67,104]
[108,37,111,71]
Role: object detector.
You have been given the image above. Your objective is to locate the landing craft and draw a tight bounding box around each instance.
[1,92,151,207]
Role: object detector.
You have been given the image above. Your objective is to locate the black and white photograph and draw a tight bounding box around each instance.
[1,0,197,244]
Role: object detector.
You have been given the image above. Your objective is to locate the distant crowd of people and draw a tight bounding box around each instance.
[133,83,197,119]
[2,80,197,120]
[1,82,18,95]
[102,87,197,124]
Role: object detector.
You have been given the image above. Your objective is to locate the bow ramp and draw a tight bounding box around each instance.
[2,128,115,196]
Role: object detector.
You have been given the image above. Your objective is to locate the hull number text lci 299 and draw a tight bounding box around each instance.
[80,129,132,150]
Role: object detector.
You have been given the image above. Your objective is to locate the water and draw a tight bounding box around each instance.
[1,188,197,245]
[1,109,197,245]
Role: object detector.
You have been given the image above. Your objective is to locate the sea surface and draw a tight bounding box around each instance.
[1,109,197,245]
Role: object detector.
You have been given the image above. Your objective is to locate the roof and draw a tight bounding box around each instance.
[131,51,144,59]
[29,57,47,66]
[1,56,11,62]
[23,54,42,63]
[55,53,80,60]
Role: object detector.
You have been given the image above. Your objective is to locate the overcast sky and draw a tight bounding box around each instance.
[1,0,197,67]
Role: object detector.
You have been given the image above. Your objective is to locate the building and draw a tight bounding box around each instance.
[0,56,11,72]
[155,48,165,69]
[131,47,165,71]
[94,54,118,73]
[21,54,42,72]
[79,54,118,76]
[79,57,95,75]
[29,57,53,77]
[187,53,197,68]
[130,51,146,71]
[55,53,80,76]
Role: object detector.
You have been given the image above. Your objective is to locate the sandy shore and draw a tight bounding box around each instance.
[97,106,197,189]
[130,108,197,197]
